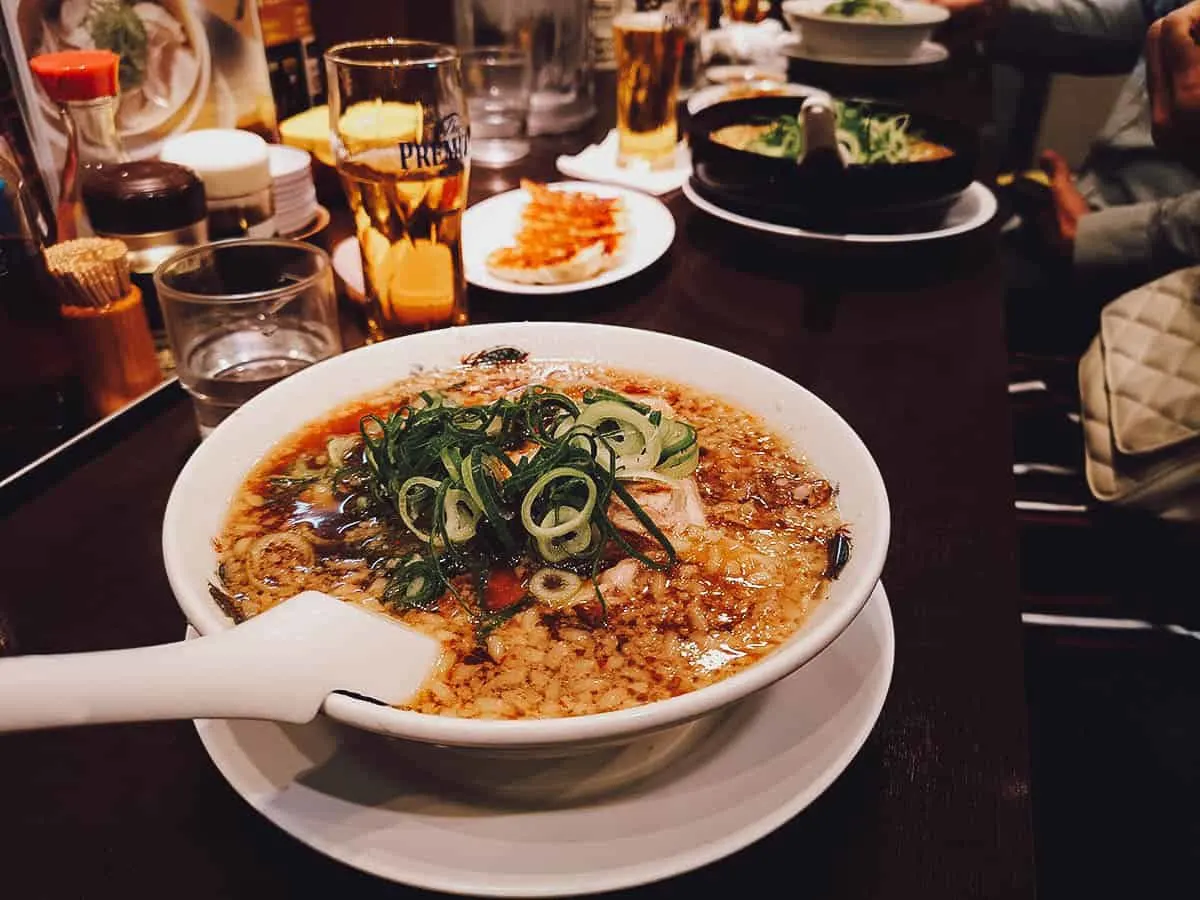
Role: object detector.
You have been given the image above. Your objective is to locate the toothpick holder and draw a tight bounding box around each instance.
[60,284,162,416]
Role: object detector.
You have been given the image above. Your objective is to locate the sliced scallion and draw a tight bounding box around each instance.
[521,467,597,539]
[397,476,441,541]
[656,442,700,479]
[528,568,584,607]
[535,506,599,562]
[443,488,482,543]
[575,401,662,472]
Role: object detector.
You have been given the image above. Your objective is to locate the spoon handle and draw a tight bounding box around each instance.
[0,591,439,732]
[0,623,326,732]
[798,97,846,175]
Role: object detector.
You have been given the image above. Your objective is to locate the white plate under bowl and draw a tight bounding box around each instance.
[462,181,676,295]
[195,582,894,897]
[683,178,997,245]
[783,37,949,67]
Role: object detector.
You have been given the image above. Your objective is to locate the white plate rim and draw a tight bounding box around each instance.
[462,181,676,295]
[682,178,998,245]
[193,583,895,898]
[782,39,949,67]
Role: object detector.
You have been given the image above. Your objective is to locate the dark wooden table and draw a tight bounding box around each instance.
[0,122,1036,897]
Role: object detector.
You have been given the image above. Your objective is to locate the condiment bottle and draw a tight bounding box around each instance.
[0,154,50,324]
[0,156,74,400]
[82,160,208,342]
[159,130,277,240]
[2,51,54,246]
[29,51,127,243]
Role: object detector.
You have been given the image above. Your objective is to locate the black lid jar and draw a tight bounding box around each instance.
[82,160,208,342]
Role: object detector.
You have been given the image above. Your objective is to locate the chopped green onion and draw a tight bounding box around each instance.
[397,476,441,541]
[521,467,597,538]
[528,568,584,607]
[443,488,482,543]
[535,506,599,562]
[575,401,662,473]
[656,442,700,479]
[657,419,696,461]
[439,446,463,482]
[344,380,693,636]
[384,555,442,610]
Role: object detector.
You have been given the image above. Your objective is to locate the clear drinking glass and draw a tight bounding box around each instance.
[325,40,471,343]
[155,239,342,437]
[613,0,696,170]
[455,0,595,136]
[461,46,532,167]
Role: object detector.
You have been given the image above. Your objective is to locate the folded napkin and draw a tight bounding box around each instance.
[555,130,691,195]
[701,18,792,71]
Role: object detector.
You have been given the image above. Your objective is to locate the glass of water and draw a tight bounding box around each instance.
[155,239,342,437]
[461,46,532,167]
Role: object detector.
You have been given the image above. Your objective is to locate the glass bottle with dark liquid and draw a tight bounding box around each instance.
[0,157,76,474]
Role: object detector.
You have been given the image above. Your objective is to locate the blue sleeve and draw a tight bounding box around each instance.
[1075,190,1200,281]
[992,0,1153,74]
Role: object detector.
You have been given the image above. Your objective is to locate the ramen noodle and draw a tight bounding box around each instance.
[213,358,849,719]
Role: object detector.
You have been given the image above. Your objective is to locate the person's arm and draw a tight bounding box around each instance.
[930,0,1148,72]
[1074,190,1200,279]
[992,0,1149,72]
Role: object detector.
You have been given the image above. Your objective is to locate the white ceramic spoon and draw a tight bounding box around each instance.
[797,95,849,173]
[0,591,442,732]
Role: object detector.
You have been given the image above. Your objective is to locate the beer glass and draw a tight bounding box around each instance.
[723,0,768,23]
[614,0,695,170]
[325,40,471,342]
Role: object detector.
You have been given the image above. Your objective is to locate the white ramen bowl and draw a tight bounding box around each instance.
[163,322,890,761]
[782,0,948,60]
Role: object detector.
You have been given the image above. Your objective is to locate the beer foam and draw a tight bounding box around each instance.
[614,10,684,30]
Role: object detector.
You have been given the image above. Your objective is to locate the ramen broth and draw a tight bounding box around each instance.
[213,361,847,719]
[711,107,955,164]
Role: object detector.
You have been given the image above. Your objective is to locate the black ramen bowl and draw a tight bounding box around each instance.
[687,95,980,229]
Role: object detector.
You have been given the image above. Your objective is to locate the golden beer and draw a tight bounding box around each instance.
[325,41,471,342]
[614,12,687,170]
[341,149,470,342]
[724,0,767,23]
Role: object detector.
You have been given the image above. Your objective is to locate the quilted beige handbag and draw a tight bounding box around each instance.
[1079,267,1200,521]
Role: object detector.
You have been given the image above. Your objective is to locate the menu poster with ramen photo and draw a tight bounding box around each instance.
[0,0,279,202]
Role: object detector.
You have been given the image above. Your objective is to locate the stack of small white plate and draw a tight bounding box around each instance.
[268,144,320,237]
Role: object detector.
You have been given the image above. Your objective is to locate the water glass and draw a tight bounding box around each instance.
[155,239,342,437]
[454,0,595,136]
[462,46,533,167]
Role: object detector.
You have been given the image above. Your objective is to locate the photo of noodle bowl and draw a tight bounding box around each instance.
[19,0,211,151]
